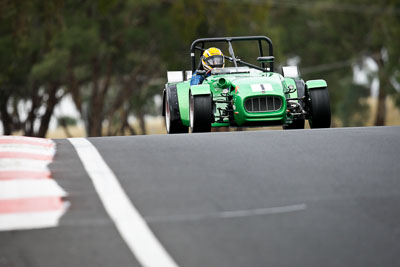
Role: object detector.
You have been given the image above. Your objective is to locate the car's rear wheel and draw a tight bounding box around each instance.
[189,92,212,133]
[308,88,331,128]
[164,94,188,134]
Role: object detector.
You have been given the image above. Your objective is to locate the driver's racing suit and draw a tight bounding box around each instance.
[190,71,211,86]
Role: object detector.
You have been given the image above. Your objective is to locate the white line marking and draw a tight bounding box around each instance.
[0,159,50,171]
[0,205,69,231]
[68,138,178,267]
[219,203,307,218]
[0,179,67,199]
[0,138,69,232]
[0,144,55,155]
[58,204,307,226]
[0,136,54,144]
[146,204,307,223]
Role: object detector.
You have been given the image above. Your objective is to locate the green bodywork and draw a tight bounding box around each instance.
[306,79,327,90]
[169,69,327,127]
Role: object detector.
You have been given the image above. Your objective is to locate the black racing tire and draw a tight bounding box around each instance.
[189,92,212,133]
[308,88,331,128]
[283,119,305,130]
[164,94,188,134]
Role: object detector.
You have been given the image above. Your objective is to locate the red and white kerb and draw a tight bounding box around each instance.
[0,136,68,231]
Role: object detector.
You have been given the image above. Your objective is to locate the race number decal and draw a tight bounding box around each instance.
[251,84,273,93]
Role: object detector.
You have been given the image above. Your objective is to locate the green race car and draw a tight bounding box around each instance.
[162,36,331,133]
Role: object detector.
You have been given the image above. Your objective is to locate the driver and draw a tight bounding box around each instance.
[190,47,224,85]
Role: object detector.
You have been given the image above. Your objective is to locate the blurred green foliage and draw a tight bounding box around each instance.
[0,0,399,136]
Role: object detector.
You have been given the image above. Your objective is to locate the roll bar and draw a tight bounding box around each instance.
[190,36,274,73]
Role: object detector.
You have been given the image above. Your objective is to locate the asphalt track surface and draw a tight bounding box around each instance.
[1,126,400,267]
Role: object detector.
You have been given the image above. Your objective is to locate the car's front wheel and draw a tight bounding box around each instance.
[189,92,212,133]
[164,93,188,134]
[308,88,331,128]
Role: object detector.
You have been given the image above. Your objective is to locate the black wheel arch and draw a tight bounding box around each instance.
[295,79,306,108]
[283,78,306,130]
[162,89,166,116]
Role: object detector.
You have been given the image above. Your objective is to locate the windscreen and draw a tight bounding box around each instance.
[211,67,250,75]
[193,39,271,71]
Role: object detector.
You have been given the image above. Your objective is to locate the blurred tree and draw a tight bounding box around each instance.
[166,0,271,69]
[46,0,168,136]
[268,0,400,126]
[367,0,400,125]
[57,115,77,137]
[0,0,65,137]
[1,0,399,137]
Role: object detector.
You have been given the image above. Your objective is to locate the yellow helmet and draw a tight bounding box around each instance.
[202,47,225,71]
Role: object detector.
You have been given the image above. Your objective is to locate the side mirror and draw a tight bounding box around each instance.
[257,56,275,63]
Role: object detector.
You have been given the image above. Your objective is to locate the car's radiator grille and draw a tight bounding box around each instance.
[244,96,282,112]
